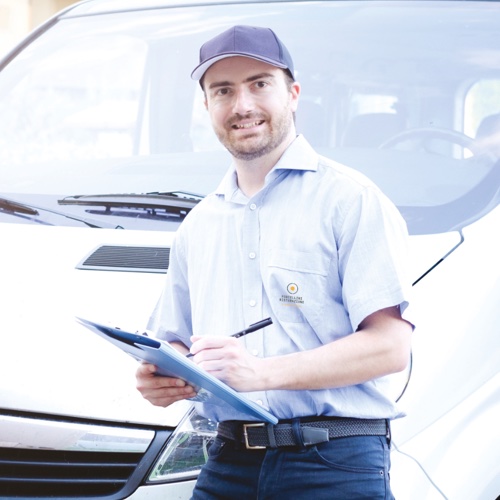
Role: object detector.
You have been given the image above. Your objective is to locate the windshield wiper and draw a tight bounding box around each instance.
[146,191,204,201]
[0,197,39,216]
[58,191,203,219]
[0,196,122,229]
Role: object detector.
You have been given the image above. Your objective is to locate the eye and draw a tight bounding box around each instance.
[215,87,230,96]
[254,81,268,89]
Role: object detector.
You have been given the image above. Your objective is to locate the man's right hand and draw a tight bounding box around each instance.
[135,362,196,407]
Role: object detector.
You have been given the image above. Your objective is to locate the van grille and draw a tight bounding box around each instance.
[77,245,170,273]
[0,448,142,497]
[0,413,167,499]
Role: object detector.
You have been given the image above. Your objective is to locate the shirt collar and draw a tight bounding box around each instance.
[214,135,318,201]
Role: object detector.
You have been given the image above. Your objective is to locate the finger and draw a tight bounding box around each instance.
[144,388,195,407]
[137,372,187,391]
[190,336,235,356]
[136,362,157,377]
[138,380,196,407]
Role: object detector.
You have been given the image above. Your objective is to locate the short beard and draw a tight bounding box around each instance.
[226,127,289,161]
[218,109,293,162]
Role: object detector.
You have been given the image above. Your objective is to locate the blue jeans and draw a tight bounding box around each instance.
[192,434,394,499]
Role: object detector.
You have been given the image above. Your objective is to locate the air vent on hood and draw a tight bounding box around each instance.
[77,245,169,273]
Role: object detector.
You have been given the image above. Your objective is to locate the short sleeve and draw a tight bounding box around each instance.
[338,186,412,331]
[147,228,193,345]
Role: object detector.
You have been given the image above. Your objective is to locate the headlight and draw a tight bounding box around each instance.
[147,406,217,483]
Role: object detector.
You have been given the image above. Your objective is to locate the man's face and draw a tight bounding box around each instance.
[203,56,300,161]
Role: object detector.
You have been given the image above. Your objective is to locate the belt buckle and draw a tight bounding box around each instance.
[243,423,266,449]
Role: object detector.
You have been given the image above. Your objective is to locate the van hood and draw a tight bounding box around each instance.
[0,223,190,427]
[0,222,460,426]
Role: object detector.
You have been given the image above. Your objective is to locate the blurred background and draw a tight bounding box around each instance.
[0,0,79,57]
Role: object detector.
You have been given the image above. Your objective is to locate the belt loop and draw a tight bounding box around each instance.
[386,420,391,446]
[266,424,278,448]
[291,418,306,449]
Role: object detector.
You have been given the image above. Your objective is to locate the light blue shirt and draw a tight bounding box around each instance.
[150,135,412,421]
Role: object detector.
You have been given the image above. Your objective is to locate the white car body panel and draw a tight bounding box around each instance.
[0,223,190,427]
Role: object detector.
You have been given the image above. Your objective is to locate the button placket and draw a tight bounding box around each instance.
[241,200,262,323]
[241,196,269,405]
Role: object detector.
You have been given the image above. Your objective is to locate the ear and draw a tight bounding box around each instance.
[289,81,301,112]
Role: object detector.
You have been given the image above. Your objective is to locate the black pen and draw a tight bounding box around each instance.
[231,317,273,338]
[186,318,272,357]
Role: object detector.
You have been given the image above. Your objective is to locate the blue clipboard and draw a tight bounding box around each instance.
[76,317,278,424]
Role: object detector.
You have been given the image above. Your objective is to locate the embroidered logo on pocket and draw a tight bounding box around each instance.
[280,283,304,306]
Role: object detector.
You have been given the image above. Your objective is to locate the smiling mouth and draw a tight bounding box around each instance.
[231,120,265,130]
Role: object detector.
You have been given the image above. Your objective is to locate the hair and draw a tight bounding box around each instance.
[283,69,295,90]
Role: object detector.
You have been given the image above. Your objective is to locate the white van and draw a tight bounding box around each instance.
[1,0,499,498]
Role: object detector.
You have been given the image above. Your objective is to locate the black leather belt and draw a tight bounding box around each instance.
[217,417,389,450]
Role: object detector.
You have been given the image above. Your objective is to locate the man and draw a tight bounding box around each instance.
[136,25,413,499]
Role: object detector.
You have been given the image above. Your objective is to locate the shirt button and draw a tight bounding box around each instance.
[249,299,257,307]
[249,203,257,210]
[249,252,256,259]
[251,349,259,356]
[256,400,263,406]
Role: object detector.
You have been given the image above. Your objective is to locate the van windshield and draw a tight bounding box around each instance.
[0,1,499,233]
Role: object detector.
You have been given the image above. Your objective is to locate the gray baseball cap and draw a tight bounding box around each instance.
[191,25,295,81]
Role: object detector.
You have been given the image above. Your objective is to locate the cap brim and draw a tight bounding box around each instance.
[191,52,288,81]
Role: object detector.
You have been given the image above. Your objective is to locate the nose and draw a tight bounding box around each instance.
[232,87,255,115]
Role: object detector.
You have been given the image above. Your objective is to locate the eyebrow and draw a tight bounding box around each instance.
[207,72,276,90]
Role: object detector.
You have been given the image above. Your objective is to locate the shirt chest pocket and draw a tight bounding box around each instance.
[266,249,331,324]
